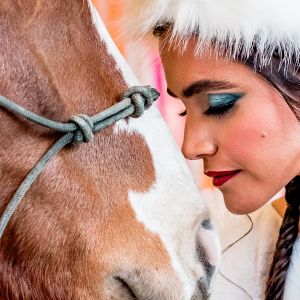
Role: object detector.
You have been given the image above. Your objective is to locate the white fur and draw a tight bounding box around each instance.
[88,1,221,298]
[124,0,300,68]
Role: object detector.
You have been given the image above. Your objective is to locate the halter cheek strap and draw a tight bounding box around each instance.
[0,85,159,239]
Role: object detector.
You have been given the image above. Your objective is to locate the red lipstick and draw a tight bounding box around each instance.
[205,170,241,187]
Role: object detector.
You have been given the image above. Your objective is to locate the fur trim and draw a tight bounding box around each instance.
[124,0,300,69]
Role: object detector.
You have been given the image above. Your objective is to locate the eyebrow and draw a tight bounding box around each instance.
[167,80,239,99]
[166,88,178,98]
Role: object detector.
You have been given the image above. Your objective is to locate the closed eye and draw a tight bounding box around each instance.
[205,93,244,117]
[178,102,235,118]
[178,93,244,118]
[113,276,138,299]
[204,102,235,116]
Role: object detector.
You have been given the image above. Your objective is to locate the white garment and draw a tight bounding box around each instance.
[284,236,300,300]
[201,188,282,300]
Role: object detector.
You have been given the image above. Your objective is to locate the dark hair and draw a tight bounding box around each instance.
[244,55,300,300]
[265,176,300,300]
[218,54,300,299]
[154,26,300,299]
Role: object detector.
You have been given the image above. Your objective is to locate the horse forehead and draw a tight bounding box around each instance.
[87,0,212,271]
[0,0,166,263]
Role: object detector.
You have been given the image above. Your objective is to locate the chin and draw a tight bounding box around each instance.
[225,205,252,215]
[221,181,281,215]
[223,196,262,215]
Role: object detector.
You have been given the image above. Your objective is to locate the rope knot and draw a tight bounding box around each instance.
[122,85,160,118]
[69,114,94,144]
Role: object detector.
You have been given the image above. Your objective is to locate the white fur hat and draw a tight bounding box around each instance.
[124,0,300,68]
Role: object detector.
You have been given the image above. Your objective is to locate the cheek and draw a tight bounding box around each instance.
[221,115,266,160]
[220,101,289,165]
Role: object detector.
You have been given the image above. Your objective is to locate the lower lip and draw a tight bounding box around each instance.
[212,171,240,187]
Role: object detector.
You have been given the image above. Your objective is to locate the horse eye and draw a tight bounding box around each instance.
[113,276,138,299]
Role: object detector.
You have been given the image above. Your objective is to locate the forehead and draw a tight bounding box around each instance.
[159,36,219,63]
[159,38,256,91]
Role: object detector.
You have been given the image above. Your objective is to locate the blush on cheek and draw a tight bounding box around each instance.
[225,122,264,157]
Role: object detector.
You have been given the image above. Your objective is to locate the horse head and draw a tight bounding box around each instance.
[0,1,220,299]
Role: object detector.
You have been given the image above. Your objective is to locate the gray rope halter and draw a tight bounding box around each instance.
[0,85,159,239]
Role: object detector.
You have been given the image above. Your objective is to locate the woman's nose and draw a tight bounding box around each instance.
[181,119,217,160]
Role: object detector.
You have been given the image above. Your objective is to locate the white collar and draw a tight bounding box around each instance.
[202,188,282,299]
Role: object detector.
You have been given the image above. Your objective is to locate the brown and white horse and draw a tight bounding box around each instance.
[0,1,220,299]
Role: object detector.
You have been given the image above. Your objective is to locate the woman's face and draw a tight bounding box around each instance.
[160,38,300,214]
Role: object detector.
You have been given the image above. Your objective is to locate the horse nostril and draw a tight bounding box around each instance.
[194,277,211,300]
[201,219,213,230]
[113,276,138,299]
[196,239,216,281]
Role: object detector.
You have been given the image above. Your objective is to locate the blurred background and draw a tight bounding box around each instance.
[93,0,212,189]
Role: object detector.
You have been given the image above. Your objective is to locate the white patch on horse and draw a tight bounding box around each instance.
[88,2,221,298]
[126,108,221,297]
[87,0,139,87]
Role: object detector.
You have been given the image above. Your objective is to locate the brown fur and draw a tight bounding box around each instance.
[0,1,180,299]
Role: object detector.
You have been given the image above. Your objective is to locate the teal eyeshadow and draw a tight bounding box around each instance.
[208,93,244,107]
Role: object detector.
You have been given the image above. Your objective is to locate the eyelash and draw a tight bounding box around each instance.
[205,102,236,116]
[178,111,187,117]
[178,102,235,117]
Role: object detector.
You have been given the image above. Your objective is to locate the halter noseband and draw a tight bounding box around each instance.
[0,85,159,239]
